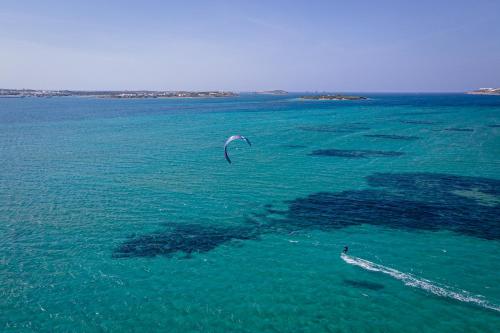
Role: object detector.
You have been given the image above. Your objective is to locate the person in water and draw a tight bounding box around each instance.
[343,245,348,254]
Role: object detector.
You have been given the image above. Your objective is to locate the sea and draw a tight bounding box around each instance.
[1,93,499,332]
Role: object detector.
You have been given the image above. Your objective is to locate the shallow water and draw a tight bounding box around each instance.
[1,93,499,332]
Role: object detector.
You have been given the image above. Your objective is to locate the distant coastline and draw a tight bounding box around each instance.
[254,90,288,95]
[300,94,367,101]
[466,88,500,95]
[0,89,237,99]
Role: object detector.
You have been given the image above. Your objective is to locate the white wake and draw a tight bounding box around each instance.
[341,253,500,312]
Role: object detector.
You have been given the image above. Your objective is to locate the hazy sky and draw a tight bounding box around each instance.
[1,0,499,91]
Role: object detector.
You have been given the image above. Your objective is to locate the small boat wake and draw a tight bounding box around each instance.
[341,253,500,312]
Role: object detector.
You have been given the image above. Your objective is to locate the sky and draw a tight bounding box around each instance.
[1,0,499,92]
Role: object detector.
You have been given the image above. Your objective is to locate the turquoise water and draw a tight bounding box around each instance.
[1,94,499,332]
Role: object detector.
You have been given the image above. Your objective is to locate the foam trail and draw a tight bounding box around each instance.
[341,253,500,312]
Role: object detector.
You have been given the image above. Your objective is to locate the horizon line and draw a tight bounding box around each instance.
[0,88,475,94]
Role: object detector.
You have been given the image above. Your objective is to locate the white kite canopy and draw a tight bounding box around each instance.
[224,135,251,164]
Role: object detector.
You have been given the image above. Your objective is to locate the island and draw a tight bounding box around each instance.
[0,89,238,98]
[254,90,288,95]
[466,88,500,95]
[300,94,367,100]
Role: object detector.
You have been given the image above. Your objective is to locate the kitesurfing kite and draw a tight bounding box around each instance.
[224,135,251,164]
